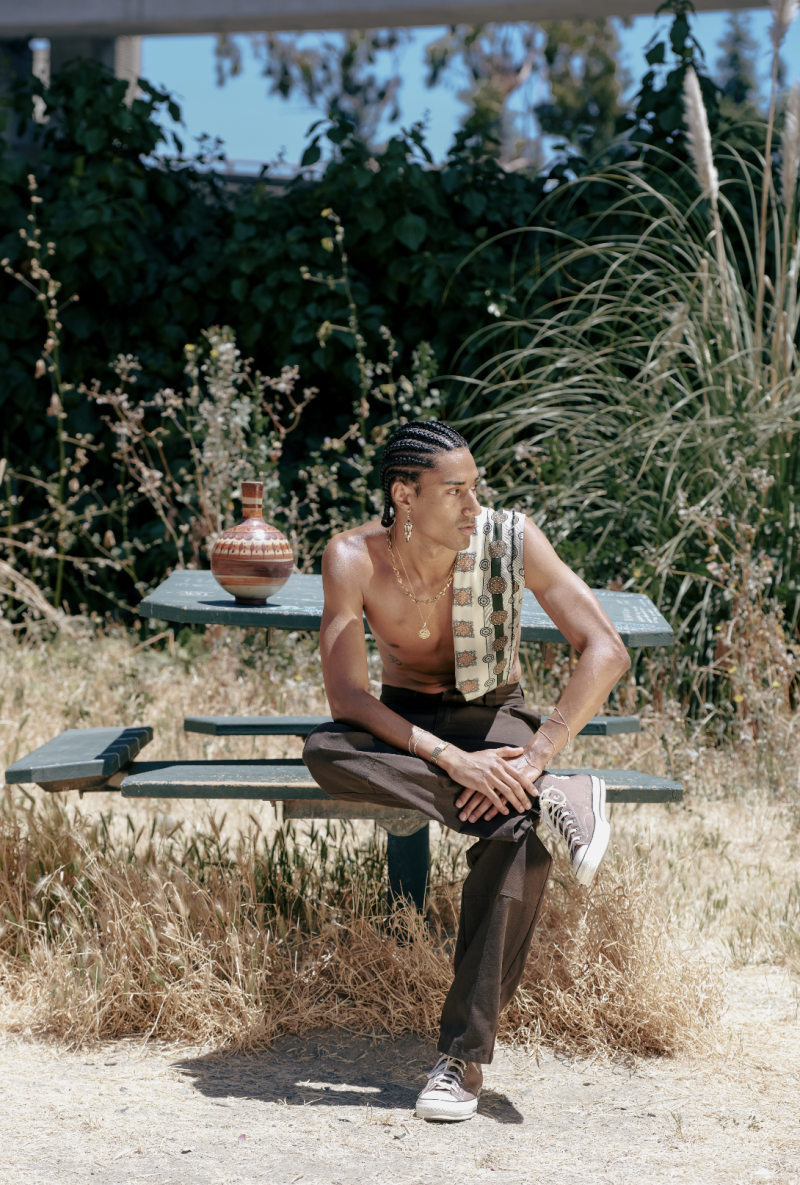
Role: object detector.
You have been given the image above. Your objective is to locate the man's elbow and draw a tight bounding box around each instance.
[326,684,368,724]
[326,689,351,721]
[611,637,631,677]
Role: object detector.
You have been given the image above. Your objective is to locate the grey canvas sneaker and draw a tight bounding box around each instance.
[537,772,610,887]
[415,1056,480,1122]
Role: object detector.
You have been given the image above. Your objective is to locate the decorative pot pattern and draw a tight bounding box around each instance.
[210,481,293,605]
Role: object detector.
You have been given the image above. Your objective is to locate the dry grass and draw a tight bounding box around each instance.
[0,793,451,1050]
[1,625,797,1059]
[0,789,720,1058]
[0,621,329,776]
[509,845,724,1057]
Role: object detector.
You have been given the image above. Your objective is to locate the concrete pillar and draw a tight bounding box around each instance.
[0,38,35,156]
[48,37,115,75]
[1,32,142,157]
[114,36,142,102]
[47,36,140,100]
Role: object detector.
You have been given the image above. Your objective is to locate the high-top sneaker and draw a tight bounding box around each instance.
[537,772,609,887]
[415,1056,481,1121]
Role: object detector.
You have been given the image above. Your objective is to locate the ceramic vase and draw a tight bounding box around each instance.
[209,481,293,605]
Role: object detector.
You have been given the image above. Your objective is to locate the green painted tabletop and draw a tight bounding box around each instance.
[140,571,673,647]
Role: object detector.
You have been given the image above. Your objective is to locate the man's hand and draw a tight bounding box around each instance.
[448,750,546,824]
[438,746,535,823]
[480,753,544,821]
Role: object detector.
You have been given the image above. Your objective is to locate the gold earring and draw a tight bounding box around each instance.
[404,508,413,543]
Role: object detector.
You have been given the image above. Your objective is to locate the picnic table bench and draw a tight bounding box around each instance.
[6,570,682,909]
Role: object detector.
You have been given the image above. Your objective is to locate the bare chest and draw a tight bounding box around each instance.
[364,581,456,680]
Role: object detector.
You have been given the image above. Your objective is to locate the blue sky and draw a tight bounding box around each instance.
[141,10,800,168]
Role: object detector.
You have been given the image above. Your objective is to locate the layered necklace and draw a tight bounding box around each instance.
[387,528,456,640]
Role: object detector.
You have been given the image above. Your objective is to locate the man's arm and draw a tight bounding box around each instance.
[319,534,533,817]
[523,517,631,753]
[455,518,631,823]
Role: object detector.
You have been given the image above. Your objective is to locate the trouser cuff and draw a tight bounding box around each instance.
[437,1037,494,1066]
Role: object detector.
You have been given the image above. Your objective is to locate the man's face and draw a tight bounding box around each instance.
[393,448,482,553]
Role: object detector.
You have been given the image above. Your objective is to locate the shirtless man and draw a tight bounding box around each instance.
[303,420,630,1122]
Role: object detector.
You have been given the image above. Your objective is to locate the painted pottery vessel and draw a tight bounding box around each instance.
[210,481,293,605]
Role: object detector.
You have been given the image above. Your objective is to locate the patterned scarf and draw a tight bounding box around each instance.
[452,506,526,700]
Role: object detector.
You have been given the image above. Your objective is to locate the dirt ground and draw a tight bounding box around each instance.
[2,965,797,1185]
[2,634,800,1181]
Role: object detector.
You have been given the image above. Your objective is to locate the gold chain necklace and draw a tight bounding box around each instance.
[387,528,456,640]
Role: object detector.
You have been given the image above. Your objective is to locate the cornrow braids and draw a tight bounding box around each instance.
[379,420,469,528]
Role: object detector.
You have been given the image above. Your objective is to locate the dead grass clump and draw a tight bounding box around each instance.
[503,844,725,1057]
[0,790,721,1058]
[7,877,452,1052]
[0,789,450,1048]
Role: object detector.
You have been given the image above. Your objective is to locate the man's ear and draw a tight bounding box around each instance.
[391,478,414,515]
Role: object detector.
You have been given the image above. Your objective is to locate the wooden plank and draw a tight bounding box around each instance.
[577,717,640,736]
[184,715,332,736]
[140,570,673,647]
[551,768,683,802]
[283,800,429,836]
[139,571,325,630]
[183,713,641,737]
[120,759,326,799]
[5,726,154,786]
[120,758,681,803]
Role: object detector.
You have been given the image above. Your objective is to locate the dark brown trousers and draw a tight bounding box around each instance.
[302,682,552,1065]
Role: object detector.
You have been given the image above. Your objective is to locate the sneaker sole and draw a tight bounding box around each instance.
[416,1093,479,1122]
[574,775,609,888]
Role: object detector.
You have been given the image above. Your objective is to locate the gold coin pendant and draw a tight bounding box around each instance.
[418,627,431,640]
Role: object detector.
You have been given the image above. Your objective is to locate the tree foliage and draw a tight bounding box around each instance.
[534,20,625,156]
[0,1,785,619]
[215,30,408,144]
[215,20,626,164]
[715,11,760,113]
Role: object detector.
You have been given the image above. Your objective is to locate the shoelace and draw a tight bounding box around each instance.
[425,1056,468,1094]
[539,790,583,859]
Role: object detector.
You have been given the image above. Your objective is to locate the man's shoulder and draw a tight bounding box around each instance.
[322,520,384,582]
[325,518,384,553]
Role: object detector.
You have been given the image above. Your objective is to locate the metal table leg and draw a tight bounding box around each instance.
[387,824,429,911]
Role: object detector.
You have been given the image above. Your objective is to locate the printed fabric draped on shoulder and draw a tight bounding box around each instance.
[452,506,525,700]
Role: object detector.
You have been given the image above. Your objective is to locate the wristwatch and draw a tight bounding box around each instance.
[430,742,450,766]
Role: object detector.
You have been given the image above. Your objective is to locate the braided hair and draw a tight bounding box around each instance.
[379,420,469,528]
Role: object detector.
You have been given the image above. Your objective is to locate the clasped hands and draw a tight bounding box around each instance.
[437,744,551,825]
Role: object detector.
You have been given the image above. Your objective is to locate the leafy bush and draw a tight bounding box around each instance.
[0,63,545,475]
[1,190,447,616]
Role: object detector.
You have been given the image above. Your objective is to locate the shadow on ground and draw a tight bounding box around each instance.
[174,1031,524,1124]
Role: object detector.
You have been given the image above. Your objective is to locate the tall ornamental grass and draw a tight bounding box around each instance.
[454,2,800,743]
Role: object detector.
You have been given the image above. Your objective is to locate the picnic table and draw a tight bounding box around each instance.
[7,570,682,910]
